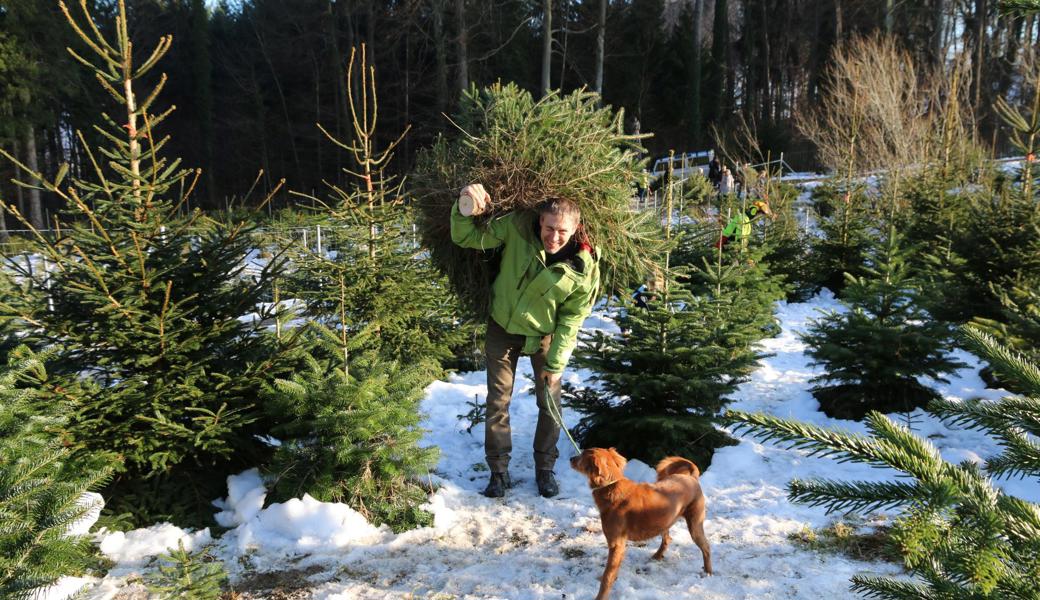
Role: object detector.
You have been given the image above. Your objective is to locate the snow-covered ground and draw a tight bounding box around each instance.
[61,291,1038,600]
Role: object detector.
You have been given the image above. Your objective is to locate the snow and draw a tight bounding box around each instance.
[97,524,213,566]
[65,291,1039,599]
[213,468,267,528]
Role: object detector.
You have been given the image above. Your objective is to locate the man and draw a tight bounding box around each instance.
[715,199,773,249]
[708,154,722,189]
[451,183,600,498]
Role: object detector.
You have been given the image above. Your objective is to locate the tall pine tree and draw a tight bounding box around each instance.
[0,0,302,524]
[261,46,441,531]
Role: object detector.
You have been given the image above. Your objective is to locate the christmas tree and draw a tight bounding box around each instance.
[800,229,964,419]
[568,219,782,468]
[809,182,873,297]
[0,1,301,524]
[726,325,1040,599]
[261,47,440,531]
[0,347,110,600]
[412,83,663,316]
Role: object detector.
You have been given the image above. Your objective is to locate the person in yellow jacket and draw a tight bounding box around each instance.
[714,199,773,249]
[452,183,600,498]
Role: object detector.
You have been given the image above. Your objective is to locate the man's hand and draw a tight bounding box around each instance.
[459,183,490,216]
[544,372,562,391]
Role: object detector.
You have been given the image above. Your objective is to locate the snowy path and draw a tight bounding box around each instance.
[77,293,1038,600]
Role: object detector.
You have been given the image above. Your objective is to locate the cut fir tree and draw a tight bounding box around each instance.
[800,229,964,420]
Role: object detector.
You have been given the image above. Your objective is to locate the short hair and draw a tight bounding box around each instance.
[537,197,581,222]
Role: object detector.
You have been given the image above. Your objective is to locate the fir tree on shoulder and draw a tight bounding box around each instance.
[725,326,1040,599]
[0,347,111,600]
[800,229,964,420]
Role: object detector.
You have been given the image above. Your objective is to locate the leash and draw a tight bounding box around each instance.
[544,376,582,454]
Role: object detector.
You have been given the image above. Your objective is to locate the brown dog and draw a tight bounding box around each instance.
[570,447,712,600]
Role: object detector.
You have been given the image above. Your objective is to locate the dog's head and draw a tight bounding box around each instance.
[570,447,627,488]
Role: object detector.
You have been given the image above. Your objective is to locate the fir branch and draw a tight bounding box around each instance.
[960,325,1040,395]
[850,575,932,599]
[787,478,933,514]
[725,410,906,470]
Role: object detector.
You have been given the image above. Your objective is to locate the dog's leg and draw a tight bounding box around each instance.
[595,540,627,600]
[685,497,712,575]
[651,530,670,560]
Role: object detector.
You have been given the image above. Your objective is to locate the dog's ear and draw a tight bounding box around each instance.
[608,447,627,473]
[589,450,616,487]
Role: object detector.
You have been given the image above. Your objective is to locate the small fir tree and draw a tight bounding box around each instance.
[146,541,227,600]
[0,347,111,600]
[801,230,964,419]
[263,324,439,532]
[0,1,302,524]
[809,182,874,296]
[725,326,1040,600]
[568,223,782,468]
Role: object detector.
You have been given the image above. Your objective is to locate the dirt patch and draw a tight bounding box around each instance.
[229,565,326,599]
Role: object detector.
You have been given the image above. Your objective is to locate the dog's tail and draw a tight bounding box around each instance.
[655,456,700,480]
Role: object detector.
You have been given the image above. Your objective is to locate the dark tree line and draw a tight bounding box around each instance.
[2,0,1038,222]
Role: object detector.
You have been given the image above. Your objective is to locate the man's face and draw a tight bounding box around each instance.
[539,212,579,255]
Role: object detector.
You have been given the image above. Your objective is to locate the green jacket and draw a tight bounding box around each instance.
[450,201,600,373]
[721,204,765,244]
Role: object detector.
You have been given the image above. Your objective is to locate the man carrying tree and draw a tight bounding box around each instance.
[451,183,600,498]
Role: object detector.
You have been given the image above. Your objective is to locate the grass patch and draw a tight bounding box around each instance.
[789,517,901,564]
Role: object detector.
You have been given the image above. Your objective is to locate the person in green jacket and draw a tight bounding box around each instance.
[452,183,600,498]
[714,198,773,249]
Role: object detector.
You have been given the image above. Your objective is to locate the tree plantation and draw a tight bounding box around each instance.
[0,1,1038,599]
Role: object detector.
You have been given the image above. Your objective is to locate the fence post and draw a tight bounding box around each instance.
[302,228,308,253]
[316,225,323,256]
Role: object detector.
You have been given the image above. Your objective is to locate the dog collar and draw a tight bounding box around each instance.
[591,479,620,492]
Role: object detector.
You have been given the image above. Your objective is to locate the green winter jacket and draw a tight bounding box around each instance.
[721,204,765,244]
[450,201,600,373]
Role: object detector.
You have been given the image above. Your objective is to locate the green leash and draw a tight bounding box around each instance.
[544,376,582,454]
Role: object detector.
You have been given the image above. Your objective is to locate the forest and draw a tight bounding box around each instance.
[3,0,1040,226]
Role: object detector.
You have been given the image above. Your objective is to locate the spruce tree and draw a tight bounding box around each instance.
[568,223,782,468]
[725,327,1040,599]
[263,47,440,532]
[801,230,964,419]
[809,182,873,297]
[0,347,111,600]
[918,63,1040,325]
[0,1,301,523]
[263,325,439,532]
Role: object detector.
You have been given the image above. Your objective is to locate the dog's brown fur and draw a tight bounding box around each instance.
[570,447,712,600]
